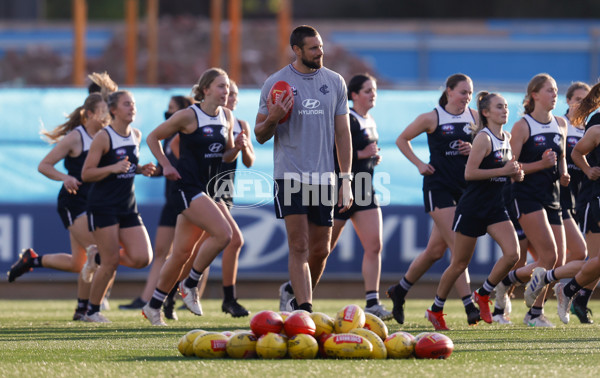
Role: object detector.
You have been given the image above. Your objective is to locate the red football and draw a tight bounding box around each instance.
[270,80,294,124]
[284,312,316,338]
[318,333,334,358]
[414,332,454,359]
[250,310,284,337]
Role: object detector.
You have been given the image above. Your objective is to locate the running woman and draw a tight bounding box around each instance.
[498,73,569,327]
[81,90,156,323]
[143,68,241,325]
[388,73,480,326]
[426,92,523,330]
[7,93,110,321]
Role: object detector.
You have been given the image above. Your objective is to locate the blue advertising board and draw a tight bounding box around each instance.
[0,203,504,282]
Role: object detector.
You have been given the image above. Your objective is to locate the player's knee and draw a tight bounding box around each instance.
[229,229,244,251]
[215,227,233,250]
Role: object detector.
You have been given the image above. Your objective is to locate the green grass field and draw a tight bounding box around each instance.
[1,298,599,377]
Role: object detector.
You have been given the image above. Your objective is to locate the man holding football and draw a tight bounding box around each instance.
[255,25,353,313]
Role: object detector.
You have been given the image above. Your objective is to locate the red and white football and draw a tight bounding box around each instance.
[414,332,454,359]
[250,310,284,337]
[270,80,293,124]
[284,311,316,337]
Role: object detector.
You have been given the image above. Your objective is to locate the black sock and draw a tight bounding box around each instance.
[86,303,101,316]
[166,283,178,302]
[298,302,313,313]
[431,295,446,312]
[564,278,583,298]
[365,290,379,307]
[530,306,542,319]
[94,253,101,265]
[462,295,477,313]
[223,285,235,302]
[76,299,88,312]
[397,277,413,299]
[149,288,168,309]
[184,268,203,288]
[32,255,43,267]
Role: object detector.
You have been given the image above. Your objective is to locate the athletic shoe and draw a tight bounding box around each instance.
[80,244,98,283]
[163,297,178,321]
[119,297,147,310]
[466,306,481,325]
[524,267,547,308]
[365,303,393,321]
[222,299,250,318]
[101,293,111,311]
[571,302,593,324]
[425,308,449,331]
[554,283,572,324]
[279,282,294,312]
[285,298,298,312]
[386,284,405,324]
[142,303,167,326]
[7,248,38,282]
[504,292,512,317]
[473,291,493,324]
[493,281,510,314]
[83,312,111,323]
[72,311,86,321]
[526,313,555,328]
[492,313,512,324]
[179,281,203,316]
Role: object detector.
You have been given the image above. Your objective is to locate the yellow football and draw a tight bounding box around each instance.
[310,312,335,338]
[287,334,319,359]
[226,331,258,359]
[256,332,287,359]
[350,328,387,359]
[323,333,372,359]
[384,331,416,359]
[334,304,366,333]
[363,312,389,340]
[192,332,229,358]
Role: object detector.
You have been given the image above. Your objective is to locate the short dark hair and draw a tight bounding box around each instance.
[290,25,319,49]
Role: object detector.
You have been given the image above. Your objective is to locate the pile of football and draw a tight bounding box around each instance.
[177,304,454,359]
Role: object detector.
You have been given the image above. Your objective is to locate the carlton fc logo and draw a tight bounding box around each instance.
[319,84,329,95]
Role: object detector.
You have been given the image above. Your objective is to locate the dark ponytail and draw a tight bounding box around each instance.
[439,73,472,107]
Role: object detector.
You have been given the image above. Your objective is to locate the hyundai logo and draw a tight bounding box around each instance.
[302,99,320,109]
[449,140,461,149]
[208,143,224,153]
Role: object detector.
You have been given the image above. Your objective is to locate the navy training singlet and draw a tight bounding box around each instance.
[512,114,563,209]
[176,104,229,197]
[423,104,475,195]
[58,125,94,206]
[561,117,585,211]
[87,125,139,214]
[456,128,512,218]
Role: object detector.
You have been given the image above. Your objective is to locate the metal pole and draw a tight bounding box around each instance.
[228,0,241,83]
[277,0,292,69]
[125,0,139,85]
[210,0,223,68]
[72,0,87,86]
[146,0,159,85]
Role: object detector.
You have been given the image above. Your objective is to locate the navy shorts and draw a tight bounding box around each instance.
[274,179,334,227]
[423,188,462,213]
[158,202,179,227]
[585,197,600,234]
[57,204,87,229]
[506,200,527,240]
[88,211,143,231]
[334,178,379,220]
[453,207,510,238]
[512,197,563,226]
